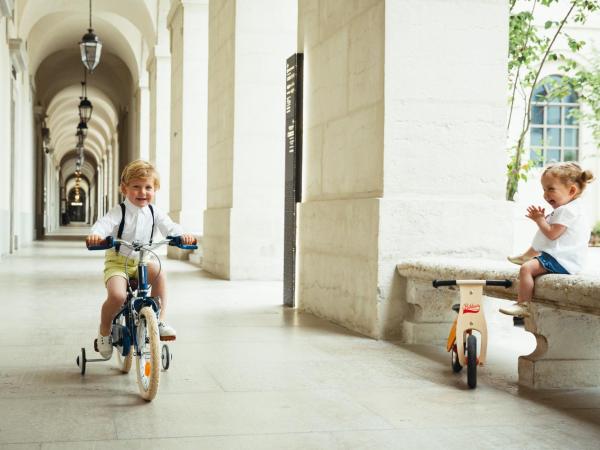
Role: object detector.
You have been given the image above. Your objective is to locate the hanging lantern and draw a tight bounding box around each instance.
[79,81,93,123]
[77,121,88,138]
[79,97,93,123]
[79,1,102,72]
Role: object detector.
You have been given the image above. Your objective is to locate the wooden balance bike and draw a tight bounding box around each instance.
[432,279,512,389]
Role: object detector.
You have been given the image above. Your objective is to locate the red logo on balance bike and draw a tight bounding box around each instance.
[462,304,480,314]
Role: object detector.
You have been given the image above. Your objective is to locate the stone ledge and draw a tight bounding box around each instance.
[397,256,600,315]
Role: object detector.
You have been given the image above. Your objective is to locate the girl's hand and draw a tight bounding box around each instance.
[525,205,546,223]
[180,234,196,245]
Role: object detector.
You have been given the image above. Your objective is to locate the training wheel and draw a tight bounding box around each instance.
[77,347,87,375]
[161,344,171,370]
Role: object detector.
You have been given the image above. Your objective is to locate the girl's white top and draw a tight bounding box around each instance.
[531,197,591,274]
[90,198,183,258]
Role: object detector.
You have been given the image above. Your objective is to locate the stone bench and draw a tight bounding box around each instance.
[396,257,600,389]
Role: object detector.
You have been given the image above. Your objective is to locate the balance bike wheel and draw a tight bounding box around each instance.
[467,334,477,389]
[451,344,462,373]
[77,347,86,376]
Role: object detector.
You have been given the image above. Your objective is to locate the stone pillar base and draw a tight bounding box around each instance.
[402,321,450,346]
[519,303,600,389]
[401,279,456,345]
[519,357,600,389]
[202,207,231,279]
[167,246,190,261]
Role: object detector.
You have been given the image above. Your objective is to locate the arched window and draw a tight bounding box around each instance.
[530,75,579,166]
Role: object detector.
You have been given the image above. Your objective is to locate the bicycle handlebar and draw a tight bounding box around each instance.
[432,279,512,288]
[87,235,198,251]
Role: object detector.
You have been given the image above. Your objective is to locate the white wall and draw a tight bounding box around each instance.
[203,0,236,277]
[298,0,512,339]
[203,0,296,279]
[168,0,207,237]
[0,16,11,257]
[298,0,385,336]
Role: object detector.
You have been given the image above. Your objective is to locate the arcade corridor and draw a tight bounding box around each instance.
[0,238,599,449]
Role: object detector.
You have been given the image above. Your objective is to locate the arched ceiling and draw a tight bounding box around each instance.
[36,50,132,110]
[45,83,119,165]
[61,150,96,186]
[18,0,156,79]
[19,0,158,184]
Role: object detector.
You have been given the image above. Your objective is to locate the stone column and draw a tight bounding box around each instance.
[106,145,113,206]
[296,0,511,338]
[147,44,171,212]
[167,0,207,241]
[202,0,296,279]
[112,134,121,203]
[136,76,150,161]
[102,153,108,214]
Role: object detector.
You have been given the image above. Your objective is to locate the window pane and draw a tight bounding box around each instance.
[565,128,578,147]
[530,148,543,167]
[546,149,560,163]
[563,149,578,161]
[531,106,544,124]
[547,128,560,146]
[563,91,577,103]
[533,84,547,102]
[530,127,543,146]
[565,107,578,125]
[547,106,560,125]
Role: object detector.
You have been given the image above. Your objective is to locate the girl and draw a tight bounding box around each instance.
[501,162,594,317]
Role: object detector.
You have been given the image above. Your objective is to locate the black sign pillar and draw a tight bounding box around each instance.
[283,53,303,307]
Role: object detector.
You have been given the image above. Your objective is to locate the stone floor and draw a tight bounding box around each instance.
[0,239,599,449]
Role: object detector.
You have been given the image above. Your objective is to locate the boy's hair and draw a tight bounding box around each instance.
[543,161,594,194]
[120,160,160,189]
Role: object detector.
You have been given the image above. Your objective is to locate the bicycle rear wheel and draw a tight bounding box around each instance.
[135,306,160,401]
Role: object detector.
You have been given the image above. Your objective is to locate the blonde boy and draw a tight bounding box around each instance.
[86,160,195,358]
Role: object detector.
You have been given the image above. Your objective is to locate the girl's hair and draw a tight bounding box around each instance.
[120,160,160,189]
[542,162,594,194]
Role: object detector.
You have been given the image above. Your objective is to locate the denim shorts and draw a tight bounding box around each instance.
[535,252,569,275]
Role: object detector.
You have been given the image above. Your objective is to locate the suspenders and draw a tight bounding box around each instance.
[114,203,155,252]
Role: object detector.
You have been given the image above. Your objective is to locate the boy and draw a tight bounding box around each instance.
[86,160,195,358]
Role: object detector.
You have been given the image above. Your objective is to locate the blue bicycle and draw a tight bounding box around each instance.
[78,235,197,401]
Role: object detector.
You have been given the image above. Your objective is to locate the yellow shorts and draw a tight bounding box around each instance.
[103,250,139,284]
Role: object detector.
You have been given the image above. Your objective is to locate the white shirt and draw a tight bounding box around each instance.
[531,198,591,274]
[90,198,183,257]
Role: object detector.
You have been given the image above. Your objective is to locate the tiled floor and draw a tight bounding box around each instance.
[0,240,599,449]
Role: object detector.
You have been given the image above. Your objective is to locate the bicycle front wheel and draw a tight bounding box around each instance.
[135,306,161,401]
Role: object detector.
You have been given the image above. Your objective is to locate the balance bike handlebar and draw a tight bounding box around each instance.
[432,279,512,288]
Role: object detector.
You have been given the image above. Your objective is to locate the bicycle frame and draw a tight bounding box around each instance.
[112,241,165,358]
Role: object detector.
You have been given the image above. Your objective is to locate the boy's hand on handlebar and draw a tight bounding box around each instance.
[86,234,103,247]
[180,234,196,245]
